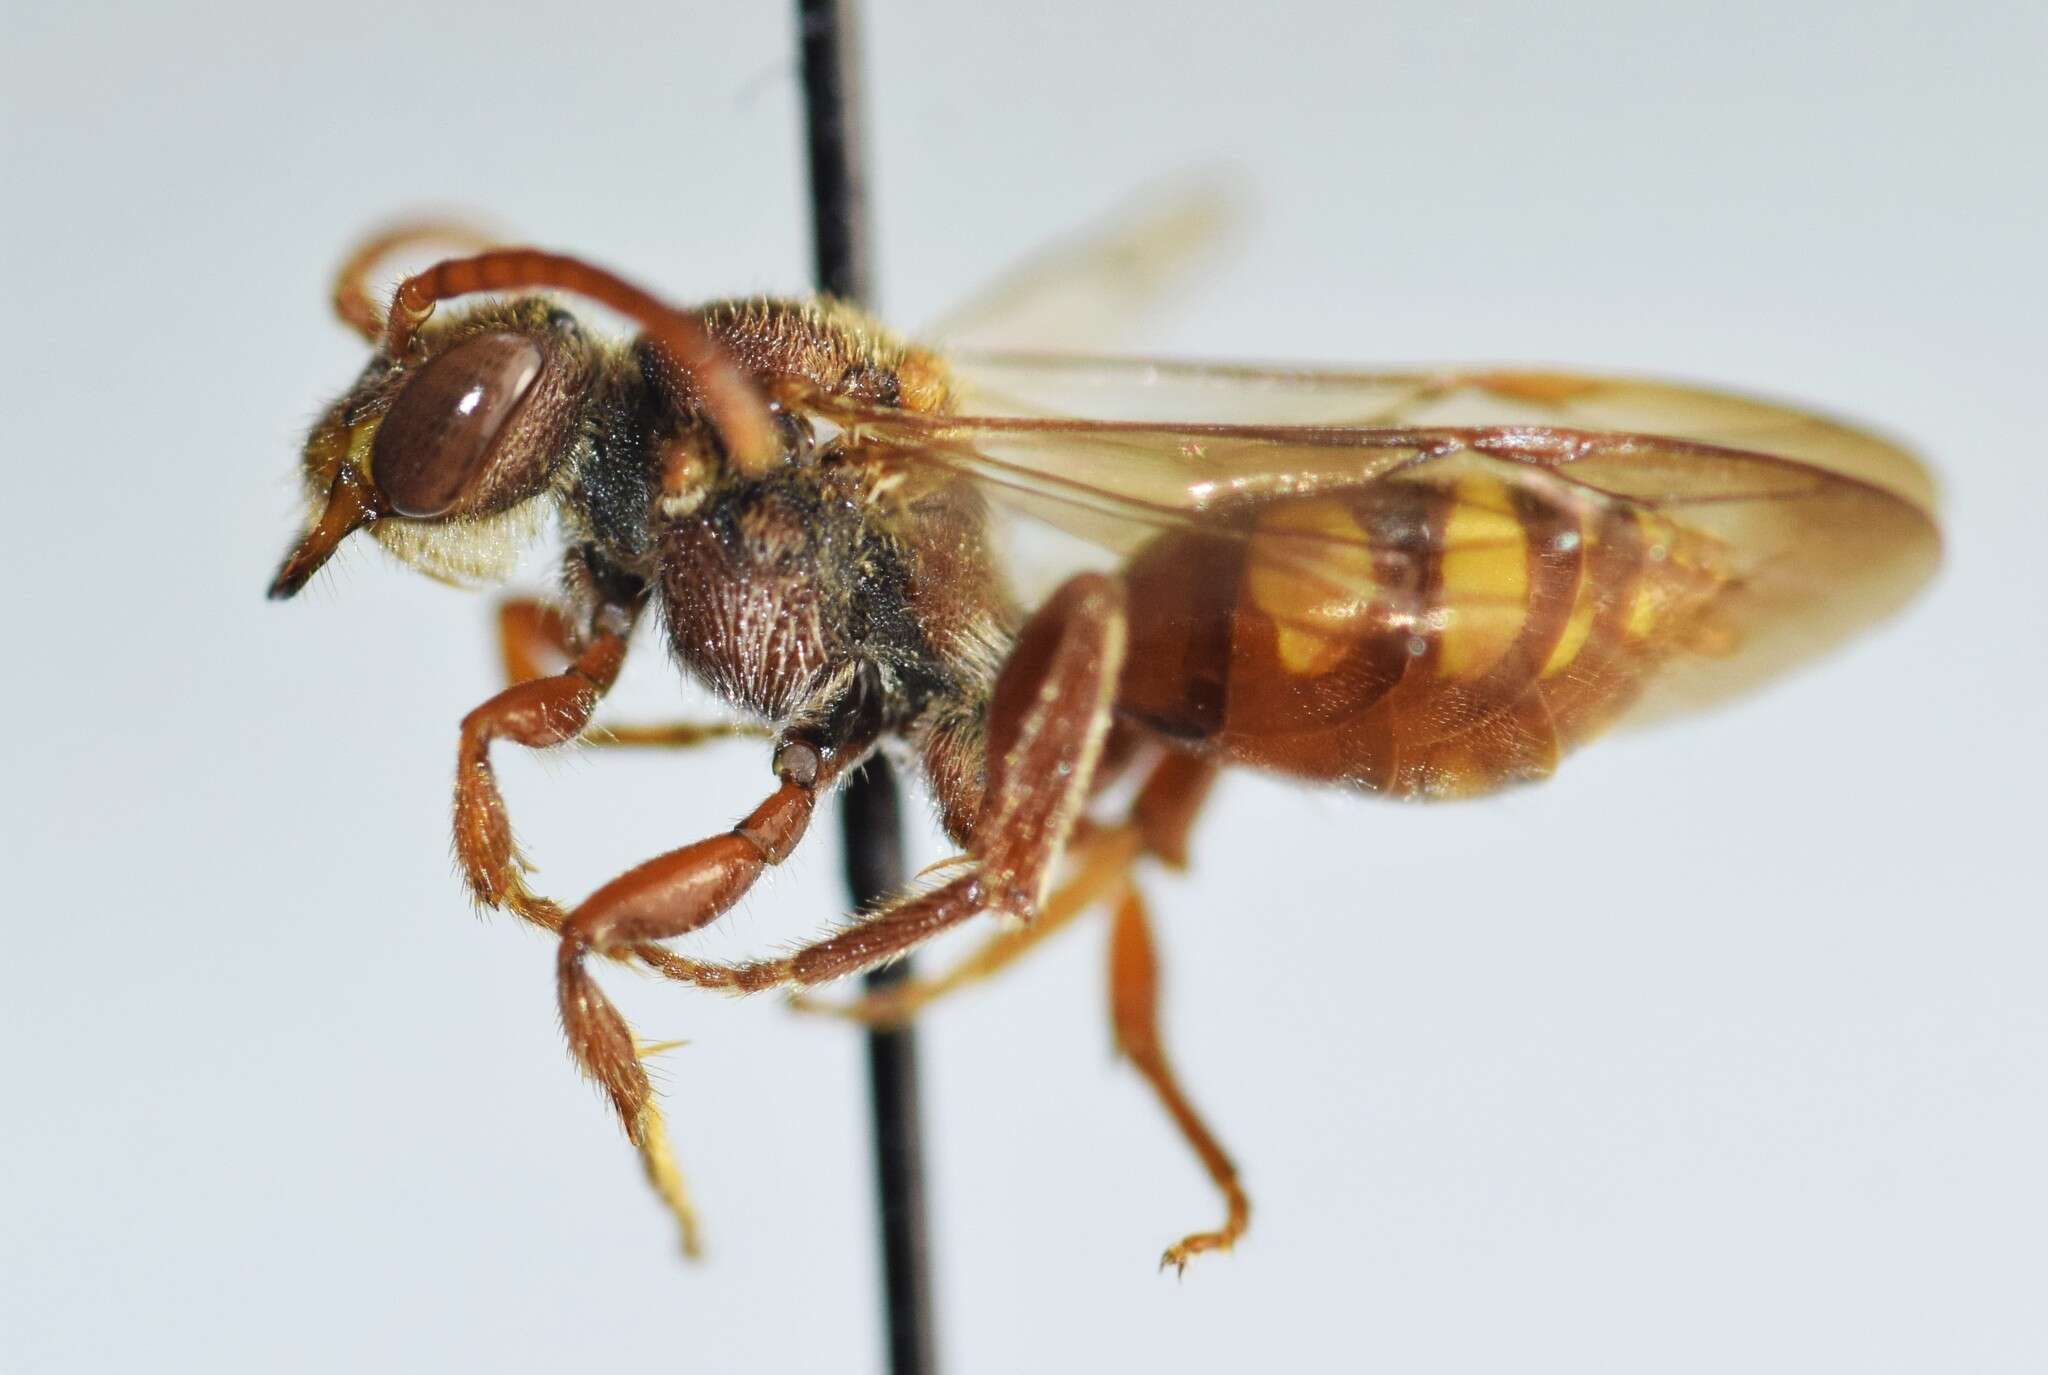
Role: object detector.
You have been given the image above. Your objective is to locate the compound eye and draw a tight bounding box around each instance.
[370,332,545,518]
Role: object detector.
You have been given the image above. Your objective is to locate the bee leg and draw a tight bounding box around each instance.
[790,746,1216,1025]
[551,734,861,1254]
[495,597,575,685]
[498,597,767,752]
[583,721,770,749]
[1130,750,1219,870]
[1108,884,1250,1275]
[789,824,1144,1026]
[455,587,641,931]
[639,573,1130,1005]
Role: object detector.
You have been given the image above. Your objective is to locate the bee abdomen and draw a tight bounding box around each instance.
[1114,476,1731,799]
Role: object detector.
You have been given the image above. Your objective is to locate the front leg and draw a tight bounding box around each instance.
[498,597,768,753]
[554,730,871,1255]
[455,573,644,929]
[547,573,1123,1250]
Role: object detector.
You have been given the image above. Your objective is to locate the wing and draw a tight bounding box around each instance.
[919,180,1241,351]
[796,361,1938,790]
[941,352,1936,513]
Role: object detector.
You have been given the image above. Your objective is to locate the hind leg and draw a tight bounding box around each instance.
[791,748,1219,1025]
[1110,885,1250,1273]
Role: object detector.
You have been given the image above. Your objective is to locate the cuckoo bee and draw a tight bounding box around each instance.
[269,216,1939,1269]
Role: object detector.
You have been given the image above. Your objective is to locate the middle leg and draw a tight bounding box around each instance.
[789,823,1144,1026]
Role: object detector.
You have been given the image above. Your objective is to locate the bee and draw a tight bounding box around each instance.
[268,213,1940,1270]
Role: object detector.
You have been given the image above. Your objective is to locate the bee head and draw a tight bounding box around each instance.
[267,299,590,599]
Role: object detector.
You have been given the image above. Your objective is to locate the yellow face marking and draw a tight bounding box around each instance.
[303,411,382,498]
[344,416,379,475]
[1248,499,1377,678]
[1437,477,1529,680]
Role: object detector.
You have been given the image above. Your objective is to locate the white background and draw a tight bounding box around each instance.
[5,3,2043,1371]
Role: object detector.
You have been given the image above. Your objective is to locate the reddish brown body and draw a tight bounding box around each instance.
[270,226,1937,1269]
[1118,479,1723,797]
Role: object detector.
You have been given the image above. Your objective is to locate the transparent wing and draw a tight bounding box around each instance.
[805,373,1939,738]
[943,353,1936,513]
[920,179,1241,352]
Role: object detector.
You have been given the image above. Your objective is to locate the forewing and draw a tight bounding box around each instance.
[809,372,1938,739]
[945,353,1936,512]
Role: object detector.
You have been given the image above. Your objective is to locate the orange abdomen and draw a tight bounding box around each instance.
[1115,476,1731,799]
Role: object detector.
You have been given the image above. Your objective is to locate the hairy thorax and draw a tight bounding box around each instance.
[659,475,863,724]
[657,453,1018,744]
[648,299,1020,821]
